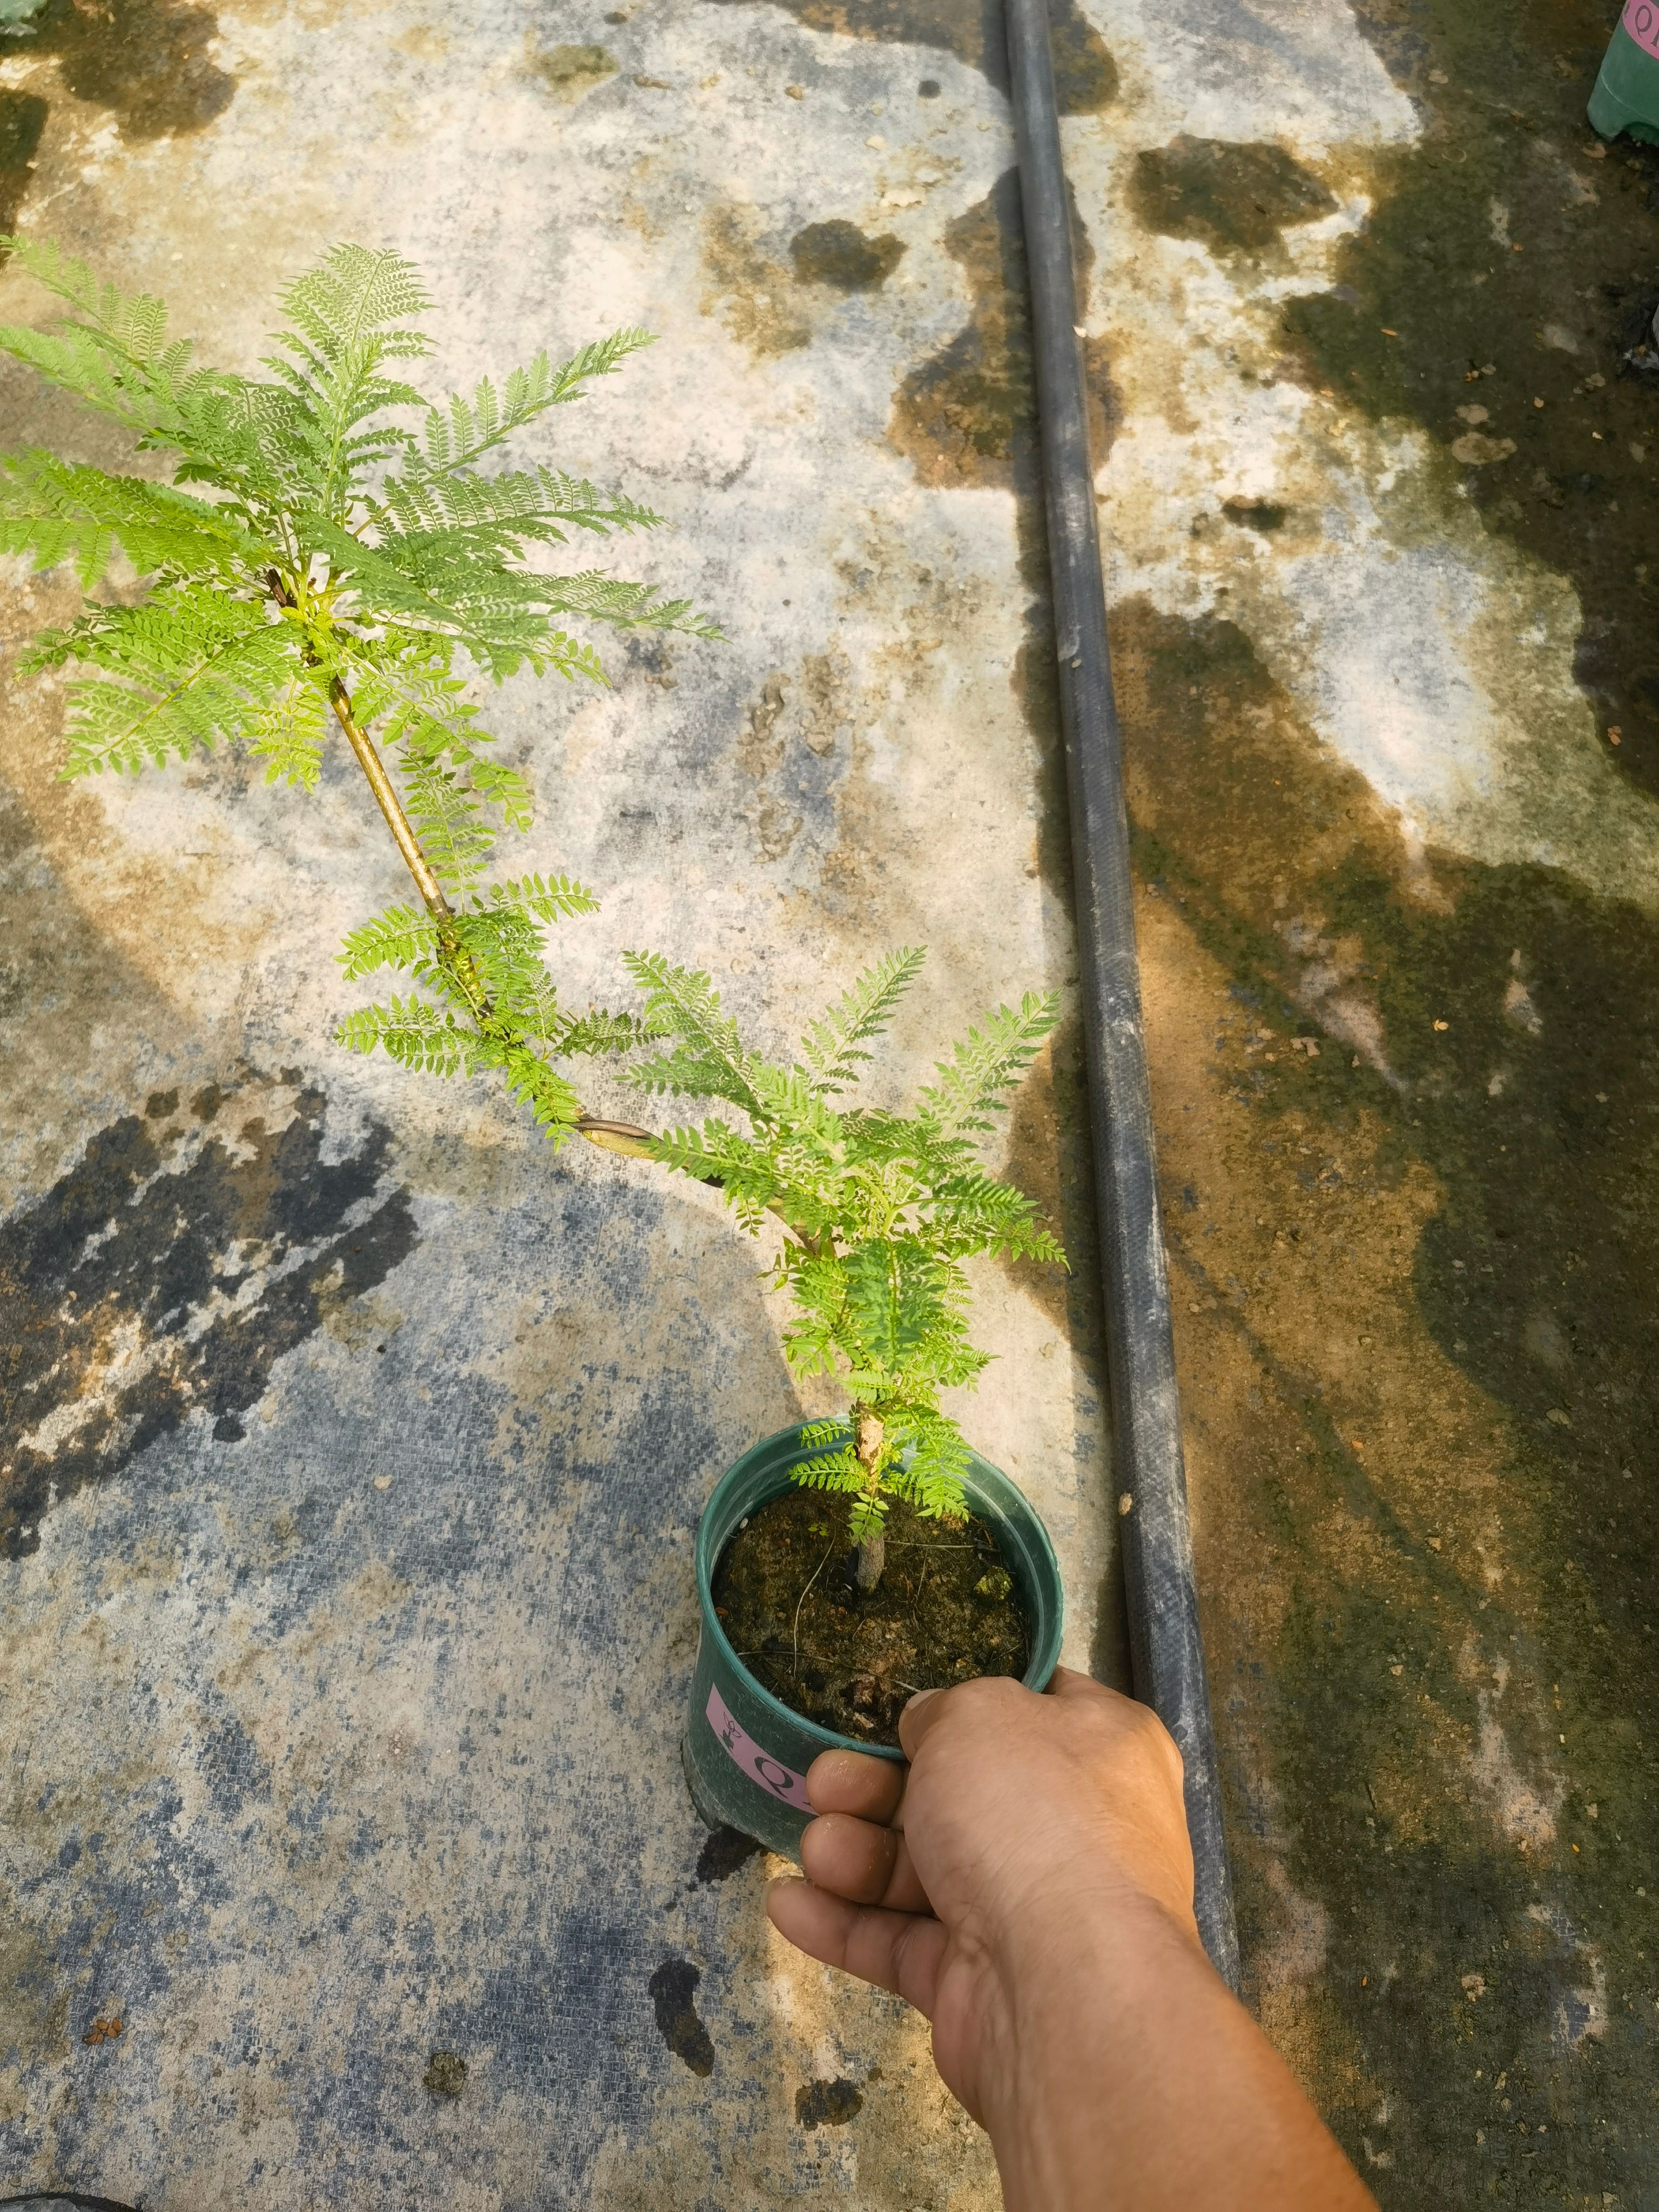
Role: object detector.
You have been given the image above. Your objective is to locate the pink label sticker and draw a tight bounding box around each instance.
[706,1683,810,1807]
[1625,0,1659,60]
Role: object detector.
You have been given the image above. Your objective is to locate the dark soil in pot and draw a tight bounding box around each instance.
[712,1487,1031,1746]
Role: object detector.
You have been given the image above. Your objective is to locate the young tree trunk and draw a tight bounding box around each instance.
[852,1411,885,1593]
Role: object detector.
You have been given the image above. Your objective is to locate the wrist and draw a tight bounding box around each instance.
[987,1846,1198,1986]
[974,1884,1214,2196]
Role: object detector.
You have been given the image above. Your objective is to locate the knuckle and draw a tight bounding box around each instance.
[931,1673,1014,1727]
[1108,1698,1185,1777]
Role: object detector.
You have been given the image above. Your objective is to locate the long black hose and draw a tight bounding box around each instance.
[1004,0,1242,1988]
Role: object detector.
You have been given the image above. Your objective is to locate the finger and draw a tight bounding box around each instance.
[800,1812,932,1913]
[896,1684,948,1760]
[766,1877,950,2016]
[806,1747,906,1825]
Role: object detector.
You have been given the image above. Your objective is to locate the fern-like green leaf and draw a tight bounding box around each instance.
[246,666,332,787]
[885,1415,973,1521]
[335,995,477,1075]
[338,902,440,981]
[0,453,264,588]
[0,238,740,1318]
[541,569,724,638]
[797,946,926,1093]
[791,1447,862,1495]
[491,1040,584,1141]
[918,992,1060,1135]
[416,328,655,474]
[37,593,299,775]
[0,236,227,448]
[396,753,492,892]
[268,245,431,504]
[556,1007,659,1056]
[490,871,599,924]
[622,952,760,1115]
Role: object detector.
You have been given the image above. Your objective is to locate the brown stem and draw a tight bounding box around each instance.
[327,680,454,920]
[852,1411,886,1593]
[572,1116,657,1159]
[266,567,451,926]
[325,680,669,1168]
[295,586,813,1207]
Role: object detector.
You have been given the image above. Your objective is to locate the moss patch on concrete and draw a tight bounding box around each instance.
[1131,135,1338,256]
[1113,591,1659,2202]
[1282,0,1659,802]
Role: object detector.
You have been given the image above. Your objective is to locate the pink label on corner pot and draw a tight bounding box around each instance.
[706,1683,810,1806]
[1624,0,1659,61]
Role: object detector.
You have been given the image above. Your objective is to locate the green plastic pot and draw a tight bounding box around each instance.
[682,1420,1065,1861]
[1589,0,1659,142]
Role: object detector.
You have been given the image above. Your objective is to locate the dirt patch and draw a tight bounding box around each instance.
[525,39,618,101]
[791,217,905,291]
[22,0,234,140]
[693,1825,764,1883]
[795,2075,863,2126]
[422,2049,467,2099]
[1111,589,1659,2200]
[1130,136,1337,255]
[713,1487,1029,1744]
[646,1958,715,2078]
[1280,10,1659,801]
[0,90,47,237]
[889,168,1121,490]
[700,202,812,359]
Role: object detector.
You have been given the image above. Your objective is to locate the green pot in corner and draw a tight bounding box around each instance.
[682,1420,1066,1862]
[1589,0,1659,142]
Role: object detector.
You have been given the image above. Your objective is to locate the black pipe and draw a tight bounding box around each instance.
[1003,0,1242,1987]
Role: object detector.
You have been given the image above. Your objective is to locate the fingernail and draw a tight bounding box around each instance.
[903,1687,941,1711]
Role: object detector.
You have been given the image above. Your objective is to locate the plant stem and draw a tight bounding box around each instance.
[328,680,454,919]
[571,1115,657,1159]
[319,644,824,1214]
[324,662,671,1164]
[852,1410,886,1593]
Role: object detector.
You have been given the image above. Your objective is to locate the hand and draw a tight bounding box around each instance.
[766,1669,1377,2212]
[766,1668,1199,2122]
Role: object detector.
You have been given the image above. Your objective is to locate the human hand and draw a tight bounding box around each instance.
[766,1669,1375,2211]
[765,1668,1199,2125]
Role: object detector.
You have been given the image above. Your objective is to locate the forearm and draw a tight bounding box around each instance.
[983,1890,1375,2212]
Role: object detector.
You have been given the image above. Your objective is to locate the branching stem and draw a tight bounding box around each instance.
[284,564,823,1204]
[322,645,698,1171]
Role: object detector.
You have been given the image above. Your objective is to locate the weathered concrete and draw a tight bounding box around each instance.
[1,0,1656,2204]
[1,4,1106,2205]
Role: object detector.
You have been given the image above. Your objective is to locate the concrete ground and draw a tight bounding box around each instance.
[0,0,1655,2206]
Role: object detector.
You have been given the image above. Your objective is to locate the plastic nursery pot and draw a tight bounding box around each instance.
[1589,0,1659,143]
[682,1420,1065,1862]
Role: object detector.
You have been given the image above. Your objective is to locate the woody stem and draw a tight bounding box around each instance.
[853,1411,886,1594]
[323,653,655,1161]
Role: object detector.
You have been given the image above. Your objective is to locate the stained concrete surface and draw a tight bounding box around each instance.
[0,0,1656,2205]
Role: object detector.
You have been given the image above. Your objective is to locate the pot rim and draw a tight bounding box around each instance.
[694,1420,1065,1766]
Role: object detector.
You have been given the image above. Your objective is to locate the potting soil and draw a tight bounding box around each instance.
[712,1489,1030,1744]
